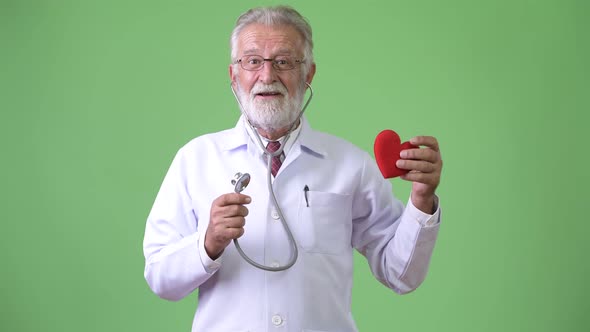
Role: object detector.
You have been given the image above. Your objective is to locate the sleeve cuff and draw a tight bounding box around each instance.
[198,230,223,274]
[406,195,441,227]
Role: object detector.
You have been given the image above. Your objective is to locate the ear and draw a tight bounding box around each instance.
[228,64,238,89]
[305,63,316,85]
[229,64,237,87]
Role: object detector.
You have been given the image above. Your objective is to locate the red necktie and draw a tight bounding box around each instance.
[266,141,283,177]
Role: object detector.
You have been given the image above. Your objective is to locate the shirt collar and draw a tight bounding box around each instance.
[242,117,302,156]
[220,115,327,157]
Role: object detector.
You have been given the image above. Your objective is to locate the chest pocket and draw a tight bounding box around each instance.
[296,191,353,255]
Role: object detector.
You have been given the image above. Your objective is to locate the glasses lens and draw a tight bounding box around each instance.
[239,55,299,71]
[241,55,263,70]
[273,56,295,71]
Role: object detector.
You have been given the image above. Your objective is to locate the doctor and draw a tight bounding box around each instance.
[143,5,443,332]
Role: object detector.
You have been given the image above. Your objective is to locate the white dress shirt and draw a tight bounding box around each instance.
[143,116,441,332]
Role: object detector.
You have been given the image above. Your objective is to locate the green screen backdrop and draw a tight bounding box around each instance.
[1,0,588,331]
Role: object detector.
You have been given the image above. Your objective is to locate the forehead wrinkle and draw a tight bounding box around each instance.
[243,48,260,55]
[243,48,294,55]
[237,24,303,57]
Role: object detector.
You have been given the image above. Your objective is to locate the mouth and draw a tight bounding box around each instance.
[254,91,283,99]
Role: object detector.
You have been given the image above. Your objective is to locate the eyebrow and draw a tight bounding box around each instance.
[242,48,295,56]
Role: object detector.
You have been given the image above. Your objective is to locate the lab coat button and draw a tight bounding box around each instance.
[271,210,280,220]
[271,314,283,326]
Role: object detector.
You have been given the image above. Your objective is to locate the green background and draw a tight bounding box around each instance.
[1,0,588,331]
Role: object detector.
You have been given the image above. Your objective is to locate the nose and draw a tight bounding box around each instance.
[258,60,278,84]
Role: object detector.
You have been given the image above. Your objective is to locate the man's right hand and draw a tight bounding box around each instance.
[204,193,251,260]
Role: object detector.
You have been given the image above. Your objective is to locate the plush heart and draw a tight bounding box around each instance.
[374,129,417,179]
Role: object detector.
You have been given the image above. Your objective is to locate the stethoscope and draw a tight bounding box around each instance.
[229,81,313,271]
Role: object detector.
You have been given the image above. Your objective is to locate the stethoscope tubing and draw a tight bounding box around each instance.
[229,82,313,271]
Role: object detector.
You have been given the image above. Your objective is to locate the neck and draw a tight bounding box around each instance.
[255,119,300,141]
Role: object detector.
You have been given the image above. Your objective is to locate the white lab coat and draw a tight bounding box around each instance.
[143,116,440,332]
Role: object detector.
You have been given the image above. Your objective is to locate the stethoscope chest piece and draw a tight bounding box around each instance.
[232,172,251,193]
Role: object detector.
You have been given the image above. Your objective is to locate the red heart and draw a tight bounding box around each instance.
[374,130,417,179]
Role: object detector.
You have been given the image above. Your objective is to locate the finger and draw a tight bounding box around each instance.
[214,193,252,207]
[409,136,439,152]
[222,204,249,217]
[400,171,438,185]
[213,226,245,242]
[211,205,249,223]
[222,216,246,228]
[396,159,437,173]
[400,147,439,163]
[226,227,245,240]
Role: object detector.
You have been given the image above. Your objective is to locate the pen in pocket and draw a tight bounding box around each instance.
[303,185,309,207]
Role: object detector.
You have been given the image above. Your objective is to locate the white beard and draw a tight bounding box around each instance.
[236,81,305,133]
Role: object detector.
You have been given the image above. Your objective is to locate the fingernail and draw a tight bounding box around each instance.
[400,150,407,158]
[396,160,403,167]
[245,197,251,203]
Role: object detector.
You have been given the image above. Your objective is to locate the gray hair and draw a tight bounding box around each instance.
[230,5,314,76]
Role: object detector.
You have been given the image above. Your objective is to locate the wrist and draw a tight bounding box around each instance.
[204,234,222,260]
[411,193,435,214]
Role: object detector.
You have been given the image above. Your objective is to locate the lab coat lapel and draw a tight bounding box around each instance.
[279,117,327,176]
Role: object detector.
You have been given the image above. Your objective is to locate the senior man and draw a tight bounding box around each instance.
[144,5,443,331]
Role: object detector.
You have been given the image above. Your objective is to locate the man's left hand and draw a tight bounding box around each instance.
[396,135,443,214]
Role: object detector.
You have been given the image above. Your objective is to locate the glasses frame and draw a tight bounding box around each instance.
[236,55,305,72]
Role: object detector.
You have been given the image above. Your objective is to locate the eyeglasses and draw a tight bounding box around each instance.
[237,55,304,71]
